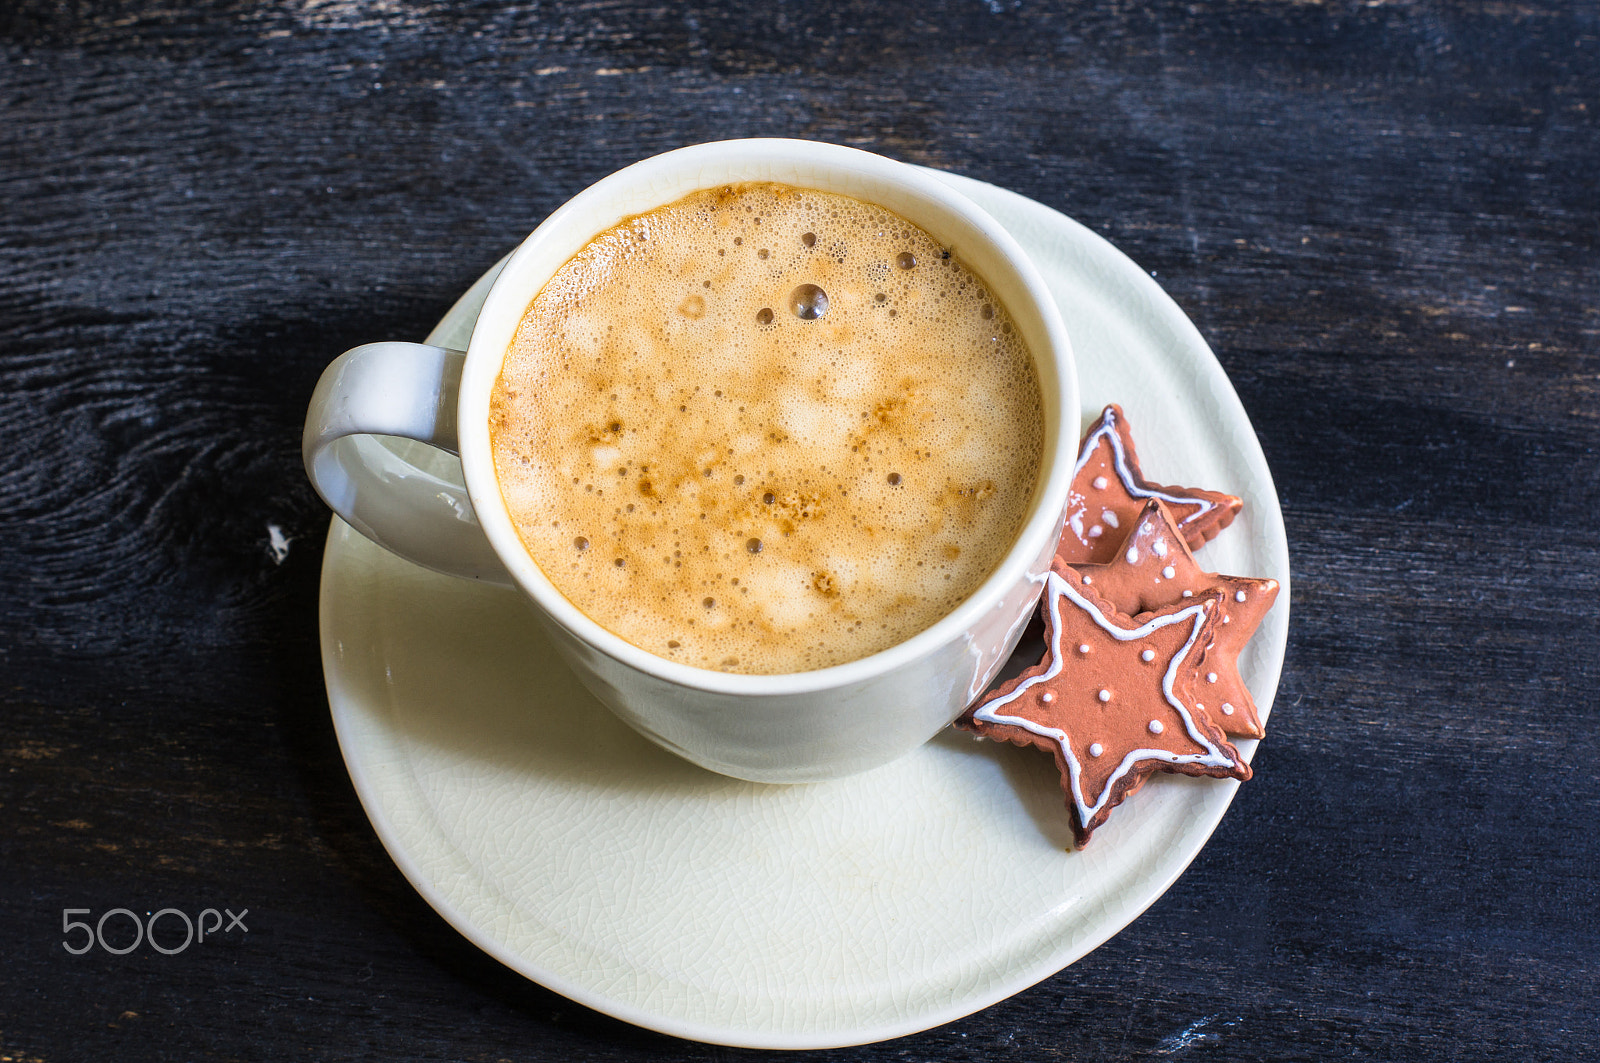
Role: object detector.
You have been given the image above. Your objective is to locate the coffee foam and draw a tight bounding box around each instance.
[490,183,1043,674]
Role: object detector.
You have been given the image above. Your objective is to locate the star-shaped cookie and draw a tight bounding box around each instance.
[1075,499,1281,739]
[956,563,1249,846]
[1059,404,1243,565]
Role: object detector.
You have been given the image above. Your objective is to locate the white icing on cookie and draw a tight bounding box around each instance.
[1070,406,1220,533]
[972,572,1236,831]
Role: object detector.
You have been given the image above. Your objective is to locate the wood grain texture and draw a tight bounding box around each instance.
[1,0,1596,1059]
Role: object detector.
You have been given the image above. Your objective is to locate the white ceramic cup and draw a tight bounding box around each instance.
[304,139,1078,783]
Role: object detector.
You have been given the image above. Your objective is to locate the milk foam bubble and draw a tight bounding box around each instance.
[490,182,1044,674]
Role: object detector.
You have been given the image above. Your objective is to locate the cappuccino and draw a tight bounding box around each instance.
[490,183,1043,674]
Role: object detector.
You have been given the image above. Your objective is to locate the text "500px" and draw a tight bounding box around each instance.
[62,907,249,955]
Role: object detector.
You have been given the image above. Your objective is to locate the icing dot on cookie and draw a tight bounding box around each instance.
[1089,743,1104,757]
[1235,590,1248,602]
[1081,575,1093,584]
[1152,538,1168,558]
[1125,547,1139,564]
[1078,643,1091,655]
[1182,589,1194,598]
[1221,702,1235,715]
[1039,690,1054,704]
[1141,649,1155,662]
[1207,671,1218,683]
[1162,565,1176,579]
[1093,476,1108,490]
[1089,526,1104,538]
[1148,719,1164,734]
[1102,510,1120,528]
[1098,689,1112,703]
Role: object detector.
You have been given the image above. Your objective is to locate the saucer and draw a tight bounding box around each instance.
[318,169,1290,1049]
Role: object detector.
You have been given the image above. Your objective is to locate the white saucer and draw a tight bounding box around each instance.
[318,169,1290,1049]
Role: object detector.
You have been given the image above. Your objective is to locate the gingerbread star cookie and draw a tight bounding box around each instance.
[1075,499,1280,739]
[957,562,1249,846]
[1060,404,1243,565]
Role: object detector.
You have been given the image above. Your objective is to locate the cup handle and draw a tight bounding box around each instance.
[302,341,512,584]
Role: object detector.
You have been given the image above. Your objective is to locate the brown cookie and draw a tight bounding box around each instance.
[1059,404,1243,565]
[956,562,1249,846]
[1074,499,1280,739]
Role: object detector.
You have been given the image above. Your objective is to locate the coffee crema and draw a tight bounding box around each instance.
[490,182,1044,674]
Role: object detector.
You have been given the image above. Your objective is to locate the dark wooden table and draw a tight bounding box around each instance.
[4,1,1596,1058]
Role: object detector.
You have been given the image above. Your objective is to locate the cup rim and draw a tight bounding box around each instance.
[457,138,1078,696]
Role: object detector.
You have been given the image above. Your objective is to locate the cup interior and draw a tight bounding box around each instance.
[456,139,1078,694]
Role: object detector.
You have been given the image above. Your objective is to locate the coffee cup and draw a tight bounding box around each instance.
[304,139,1078,783]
